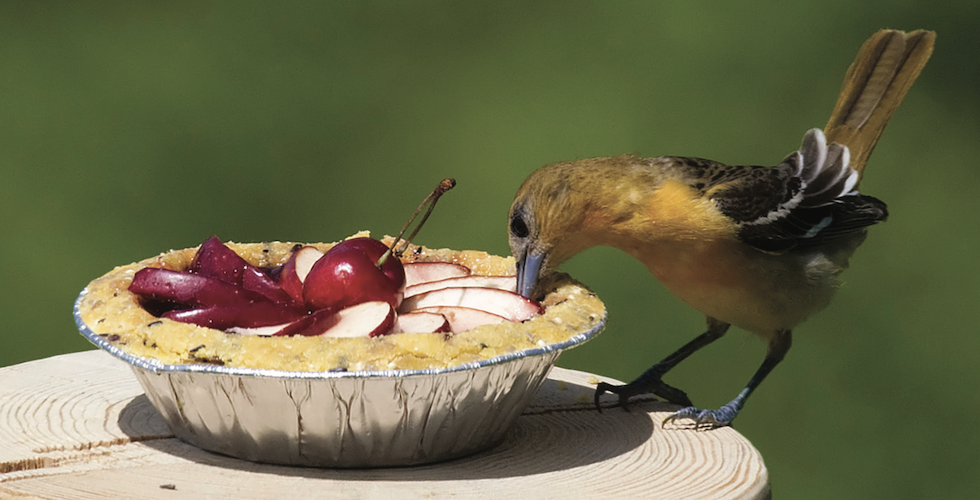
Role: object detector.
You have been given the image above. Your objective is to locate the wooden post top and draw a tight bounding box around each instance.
[0,351,769,499]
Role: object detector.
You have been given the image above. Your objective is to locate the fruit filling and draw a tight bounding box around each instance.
[129,235,541,338]
[127,179,542,338]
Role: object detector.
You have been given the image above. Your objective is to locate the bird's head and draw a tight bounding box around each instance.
[509,164,578,300]
[508,156,649,300]
[507,169,557,300]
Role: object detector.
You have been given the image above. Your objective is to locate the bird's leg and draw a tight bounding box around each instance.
[663,329,792,429]
[594,318,730,411]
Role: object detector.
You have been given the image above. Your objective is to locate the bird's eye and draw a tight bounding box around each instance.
[510,214,529,238]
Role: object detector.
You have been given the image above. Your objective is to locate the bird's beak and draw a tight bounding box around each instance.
[516,250,545,299]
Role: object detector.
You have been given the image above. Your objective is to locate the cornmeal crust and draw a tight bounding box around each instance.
[76,232,605,372]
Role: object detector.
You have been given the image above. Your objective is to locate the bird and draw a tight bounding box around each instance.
[507,29,935,428]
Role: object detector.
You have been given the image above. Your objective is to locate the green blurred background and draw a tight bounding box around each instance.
[2,1,977,497]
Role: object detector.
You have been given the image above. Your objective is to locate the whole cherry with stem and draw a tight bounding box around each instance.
[302,179,457,312]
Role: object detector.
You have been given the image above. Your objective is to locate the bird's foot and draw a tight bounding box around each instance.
[661,399,742,430]
[594,376,692,412]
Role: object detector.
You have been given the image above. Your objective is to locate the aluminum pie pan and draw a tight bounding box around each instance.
[74,289,605,468]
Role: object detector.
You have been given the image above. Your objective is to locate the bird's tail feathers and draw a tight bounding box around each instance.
[798,129,858,206]
[823,29,935,180]
[782,129,858,208]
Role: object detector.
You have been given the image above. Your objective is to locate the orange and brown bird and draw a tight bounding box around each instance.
[508,29,935,428]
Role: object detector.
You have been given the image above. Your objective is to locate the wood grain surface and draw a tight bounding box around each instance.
[0,351,769,499]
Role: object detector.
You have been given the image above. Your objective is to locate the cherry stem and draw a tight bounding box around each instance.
[377,178,456,268]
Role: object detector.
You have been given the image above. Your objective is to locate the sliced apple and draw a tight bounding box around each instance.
[161,302,308,330]
[189,236,294,304]
[277,246,324,303]
[230,307,344,337]
[404,275,517,298]
[398,287,541,322]
[413,306,507,333]
[391,311,451,334]
[315,301,395,338]
[241,266,293,304]
[130,268,270,308]
[403,262,471,288]
[269,307,332,337]
[189,235,251,285]
[225,322,295,336]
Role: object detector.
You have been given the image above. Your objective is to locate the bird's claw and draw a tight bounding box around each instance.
[662,402,739,430]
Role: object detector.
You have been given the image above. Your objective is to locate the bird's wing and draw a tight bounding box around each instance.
[687,129,888,253]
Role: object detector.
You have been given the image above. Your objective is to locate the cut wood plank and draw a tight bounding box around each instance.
[0,351,769,500]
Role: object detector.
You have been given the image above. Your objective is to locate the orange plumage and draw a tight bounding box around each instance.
[508,30,935,428]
